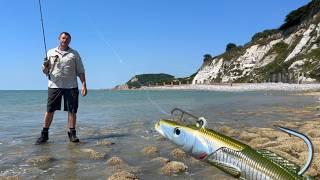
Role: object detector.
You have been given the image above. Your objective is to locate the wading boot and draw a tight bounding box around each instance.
[68,129,79,143]
[35,130,48,145]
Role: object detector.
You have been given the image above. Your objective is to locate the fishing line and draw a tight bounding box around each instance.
[84,13,124,64]
[80,8,171,116]
[146,91,171,116]
[138,81,171,116]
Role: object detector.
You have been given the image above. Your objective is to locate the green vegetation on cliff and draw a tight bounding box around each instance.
[280,0,320,30]
[302,48,320,79]
[126,73,196,89]
[127,73,174,88]
[218,43,244,60]
[257,41,290,81]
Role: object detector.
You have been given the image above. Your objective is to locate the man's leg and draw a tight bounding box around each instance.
[65,88,80,143]
[44,112,54,128]
[68,112,76,128]
[35,88,62,145]
[68,112,79,143]
[35,112,55,144]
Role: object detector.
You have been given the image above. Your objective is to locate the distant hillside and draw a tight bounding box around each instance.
[192,0,320,84]
[127,73,174,88]
[124,73,194,89]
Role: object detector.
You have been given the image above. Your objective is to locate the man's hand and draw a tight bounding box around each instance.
[42,58,50,75]
[43,59,49,67]
[79,73,87,96]
[81,84,87,96]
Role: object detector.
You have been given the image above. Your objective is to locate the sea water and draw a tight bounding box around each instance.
[0,90,317,179]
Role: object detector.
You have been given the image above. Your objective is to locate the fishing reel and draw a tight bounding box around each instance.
[43,57,50,67]
[42,55,59,80]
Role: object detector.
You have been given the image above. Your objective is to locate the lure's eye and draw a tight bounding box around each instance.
[174,128,180,135]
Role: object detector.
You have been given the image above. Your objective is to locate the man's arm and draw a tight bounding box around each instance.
[79,73,87,96]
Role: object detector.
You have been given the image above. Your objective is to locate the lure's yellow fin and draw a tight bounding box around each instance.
[208,159,241,178]
[257,149,300,174]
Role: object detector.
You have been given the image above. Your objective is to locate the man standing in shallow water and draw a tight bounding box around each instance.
[36,32,87,144]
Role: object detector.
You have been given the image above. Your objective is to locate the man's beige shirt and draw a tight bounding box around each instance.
[43,47,85,88]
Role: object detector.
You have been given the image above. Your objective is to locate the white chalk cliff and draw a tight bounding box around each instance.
[193,2,320,84]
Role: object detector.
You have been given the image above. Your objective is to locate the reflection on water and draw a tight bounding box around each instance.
[0,90,318,179]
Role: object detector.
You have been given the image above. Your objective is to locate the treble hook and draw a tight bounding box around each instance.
[275,126,314,175]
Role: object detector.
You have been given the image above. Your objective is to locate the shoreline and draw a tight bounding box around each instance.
[139,83,320,92]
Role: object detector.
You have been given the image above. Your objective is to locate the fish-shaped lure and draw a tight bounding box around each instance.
[155,108,314,180]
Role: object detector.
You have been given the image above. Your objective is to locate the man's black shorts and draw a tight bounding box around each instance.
[47,88,79,113]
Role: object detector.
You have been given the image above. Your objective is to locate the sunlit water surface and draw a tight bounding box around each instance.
[0,90,317,179]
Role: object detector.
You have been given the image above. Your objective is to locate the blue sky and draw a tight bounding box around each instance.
[0,0,310,90]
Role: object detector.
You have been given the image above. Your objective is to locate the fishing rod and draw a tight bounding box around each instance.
[38,0,48,60]
[38,0,50,79]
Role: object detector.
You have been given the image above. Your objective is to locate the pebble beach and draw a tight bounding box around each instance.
[142,82,320,92]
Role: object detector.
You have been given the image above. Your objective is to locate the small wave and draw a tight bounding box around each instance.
[0,167,25,177]
[9,140,23,145]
